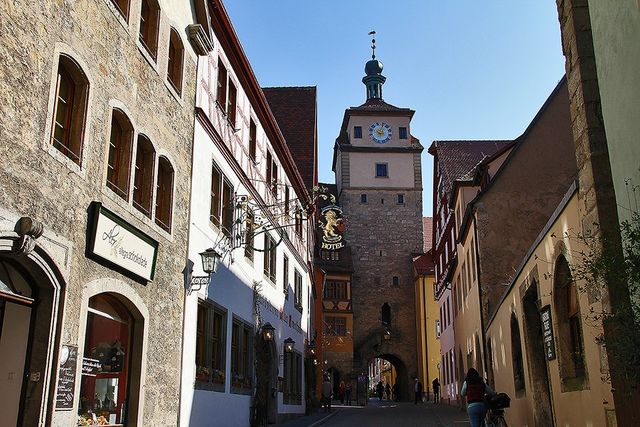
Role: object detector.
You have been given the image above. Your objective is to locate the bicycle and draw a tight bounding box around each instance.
[484,392,510,427]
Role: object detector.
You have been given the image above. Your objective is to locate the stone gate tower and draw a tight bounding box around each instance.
[332,46,423,400]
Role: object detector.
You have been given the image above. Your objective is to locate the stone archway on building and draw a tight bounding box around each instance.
[365,353,408,402]
[522,280,555,426]
[0,239,65,427]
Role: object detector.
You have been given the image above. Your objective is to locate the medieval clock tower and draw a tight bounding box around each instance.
[332,41,424,400]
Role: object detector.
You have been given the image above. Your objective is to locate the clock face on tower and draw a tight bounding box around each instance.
[369,122,392,144]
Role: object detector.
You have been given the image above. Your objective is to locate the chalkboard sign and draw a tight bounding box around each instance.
[540,305,556,360]
[82,357,101,376]
[55,345,78,410]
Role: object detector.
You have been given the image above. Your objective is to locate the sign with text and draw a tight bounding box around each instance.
[55,345,78,410]
[316,187,346,251]
[540,305,556,360]
[82,357,101,376]
[88,203,158,281]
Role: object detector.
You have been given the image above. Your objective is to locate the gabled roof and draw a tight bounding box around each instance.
[429,140,513,196]
[349,98,407,112]
[263,86,318,190]
[413,251,435,276]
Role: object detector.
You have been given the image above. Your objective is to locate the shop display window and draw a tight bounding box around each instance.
[78,294,133,426]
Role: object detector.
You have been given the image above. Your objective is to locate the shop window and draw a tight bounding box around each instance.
[325,316,347,336]
[50,55,89,165]
[110,0,129,20]
[324,281,347,300]
[195,301,226,391]
[210,162,234,237]
[249,119,257,161]
[263,234,277,283]
[554,255,587,388]
[375,163,388,178]
[155,156,173,232]
[167,28,184,95]
[78,294,138,426]
[230,318,253,394]
[294,269,302,310]
[139,0,160,59]
[282,255,289,298]
[510,312,526,394]
[106,109,133,200]
[132,135,155,217]
[283,350,302,405]
[354,126,362,139]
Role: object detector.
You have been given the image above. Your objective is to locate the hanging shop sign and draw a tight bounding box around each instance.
[88,202,159,281]
[540,305,556,360]
[55,345,78,410]
[318,205,346,251]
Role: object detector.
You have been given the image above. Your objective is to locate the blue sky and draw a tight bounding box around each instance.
[224,1,566,215]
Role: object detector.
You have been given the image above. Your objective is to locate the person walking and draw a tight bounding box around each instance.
[384,383,391,400]
[414,378,423,404]
[392,382,399,401]
[322,376,333,413]
[432,378,440,403]
[461,368,495,427]
[339,381,346,404]
[345,382,352,406]
[376,381,384,401]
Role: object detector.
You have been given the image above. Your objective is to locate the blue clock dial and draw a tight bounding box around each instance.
[369,122,392,144]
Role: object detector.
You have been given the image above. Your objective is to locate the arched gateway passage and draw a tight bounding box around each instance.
[366,354,409,402]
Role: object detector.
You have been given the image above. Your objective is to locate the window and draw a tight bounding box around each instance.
[283,350,302,404]
[266,151,278,197]
[216,60,227,107]
[282,255,289,297]
[354,126,362,139]
[399,127,407,139]
[106,109,133,200]
[360,194,367,204]
[381,303,391,326]
[320,250,340,261]
[110,0,130,20]
[155,156,173,231]
[244,210,254,261]
[325,316,347,336]
[167,28,184,95]
[554,255,586,385]
[195,302,226,391]
[133,135,155,217]
[324,281,347,300]
[392,276,399,287]
[294,269,303,309]
[249,119,257,161]
[397,194,404,204]
[210,162,234,237]
[227,81,237,126]
[375,163,388,178]
[263,234,277,283]
[511,312,526,393]
[231,318,253,393]
[139,0,160,59]
[50,55,89,165]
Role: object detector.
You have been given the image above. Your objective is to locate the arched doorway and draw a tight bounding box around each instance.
[0,248,64,427]
[77,292,144,427]
[366,354,408,402]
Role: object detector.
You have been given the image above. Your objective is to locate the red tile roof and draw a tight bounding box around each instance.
[422,217,433,253]
[430,140,513,195]
[413,251,435,275]
[263,86,318,190]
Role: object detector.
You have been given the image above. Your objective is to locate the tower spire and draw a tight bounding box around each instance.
[363,30,386,101]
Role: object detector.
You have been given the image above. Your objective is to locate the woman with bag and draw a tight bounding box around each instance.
[460,368,495,427]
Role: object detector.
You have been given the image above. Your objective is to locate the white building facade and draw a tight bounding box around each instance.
[179,2,314,426]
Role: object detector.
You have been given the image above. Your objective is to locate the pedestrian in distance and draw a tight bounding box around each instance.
[432,378,440,403]
[339,380,346,404]
[376,381,384,401]
[345,382,352,406]
[392,382,399,402]
[413,377,423,405]
[322,376,333,413]
[461,368,495,427]
[385,382,391,400]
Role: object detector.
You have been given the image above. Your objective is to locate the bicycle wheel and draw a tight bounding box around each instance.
[494,415,508,427]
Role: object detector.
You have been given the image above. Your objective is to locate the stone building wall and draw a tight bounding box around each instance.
[0,1,198,425]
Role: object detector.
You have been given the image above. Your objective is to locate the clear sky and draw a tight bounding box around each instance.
[224,1,566,216]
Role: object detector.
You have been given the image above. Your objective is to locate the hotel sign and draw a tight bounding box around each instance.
[88,203,159,281]
[319,204,346,250]
[540,305,556,360]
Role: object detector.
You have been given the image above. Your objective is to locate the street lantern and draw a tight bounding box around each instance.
[284,337,295,353]
[262,323,275,342]
[383,329,391,341]
[199,248,221,274]
[308,340,316,357]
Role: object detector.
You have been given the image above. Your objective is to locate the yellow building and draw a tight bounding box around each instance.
[413,217,441,397]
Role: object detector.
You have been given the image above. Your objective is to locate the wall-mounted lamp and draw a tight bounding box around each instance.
[187,248,222,294]
[307,340,316,357]
[383,329,391,341]
[284,337,295,353]
[262,323,275,342]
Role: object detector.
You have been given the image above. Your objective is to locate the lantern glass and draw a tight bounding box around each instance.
[200,248,221,274]
[284,337,295,353]
[262,323,275,342]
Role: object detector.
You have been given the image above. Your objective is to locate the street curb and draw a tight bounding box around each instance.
[307,410,339,427]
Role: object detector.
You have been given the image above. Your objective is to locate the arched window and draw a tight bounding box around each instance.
[554,255,586,385]
[155,156,173,232]
[139,0,160,59]
[167,28,184,95]
[106,109,133,200]
[381,303,391,327]
[50,55,89,165]
[510,312,526,393]
[133,135,155,217]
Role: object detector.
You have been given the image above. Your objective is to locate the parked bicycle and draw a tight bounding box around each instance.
[484,392,510,427]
